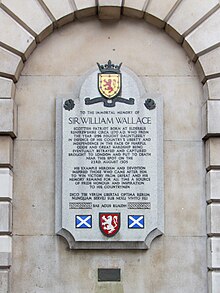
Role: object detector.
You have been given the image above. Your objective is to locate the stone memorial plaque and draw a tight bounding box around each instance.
[56,61,163,249]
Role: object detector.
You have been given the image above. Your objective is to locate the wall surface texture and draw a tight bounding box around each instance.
[0,1,220,293]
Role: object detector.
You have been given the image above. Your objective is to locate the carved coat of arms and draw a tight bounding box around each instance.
[85,60,134,107]
[99,213,120,237]
[97,60,121,99]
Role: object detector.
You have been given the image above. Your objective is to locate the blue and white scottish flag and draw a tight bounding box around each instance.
[128,215,144,229]
[76,215,92,229]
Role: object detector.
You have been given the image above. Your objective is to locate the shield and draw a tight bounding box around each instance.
[98,73,121,99]
[99,213,120,237]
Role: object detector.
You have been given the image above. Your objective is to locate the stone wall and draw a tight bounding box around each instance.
[0,1,220,292]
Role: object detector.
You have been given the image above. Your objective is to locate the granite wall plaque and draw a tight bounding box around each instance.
[56,61,163,249]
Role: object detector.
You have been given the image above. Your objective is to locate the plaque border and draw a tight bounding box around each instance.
[55,67,164,250]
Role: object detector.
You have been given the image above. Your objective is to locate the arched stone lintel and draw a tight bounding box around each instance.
[0,47,23,83]
[122,0,147,19]
[165,1,220,43]
[0,1,54,43]
[0,1,219,87]
[74,0,97,19]
[37,0,75,29]
[0,6,37,61]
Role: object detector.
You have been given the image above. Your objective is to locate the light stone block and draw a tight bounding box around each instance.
[123,0,146,11]
[208,271,220,293]
[0,270,9,293]
[13,140,55,235]
[207,204,220,236]
[98,7,121,21]
[0,77,15,99]
[123,0,146,18]
[204,79,220,100]
[202,100,220,139]
[166,0,219,43]
[12,235,207,293]
[122,7,144,19]
[0,99,17,137]
[161,237,207,293]
[39,0,75,28]
[208,238,220,269]
[0,137,13,168]
[183,9,220,62]
[0,202,11,233]
[74,0,96,10]
[0,236,12,266]
[164,141,206,236]
[74,0,97,19]
[0,8,36,61]
[141,76,203,141]
[0,169,13,200]
[0,47,23,82]
[205,138,220,171]
[145,0,181,29]
[206,170,220,203]
[196,46,220,83]
[98,0,122,6]
[98,1,122,20]
[21,18,196,78]
[1,0,53,43]
[15,76,77,140]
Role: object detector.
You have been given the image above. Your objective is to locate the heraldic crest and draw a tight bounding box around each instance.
[99,213,120,237]
[85,60,135,107]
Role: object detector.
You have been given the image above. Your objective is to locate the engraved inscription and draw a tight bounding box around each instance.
[56,65,163,249]
[65,110,153,210]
